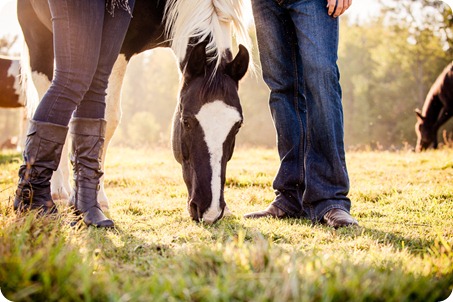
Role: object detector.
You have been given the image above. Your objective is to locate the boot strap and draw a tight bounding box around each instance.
[74,180,100,191]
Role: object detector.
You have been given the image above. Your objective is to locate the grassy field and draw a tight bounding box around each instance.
[0,146,452,302]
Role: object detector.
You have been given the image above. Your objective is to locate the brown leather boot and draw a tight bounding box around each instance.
[243,204,287,219]
[70,118,113,228]
[14,120,68,215]
[323,209,358,228]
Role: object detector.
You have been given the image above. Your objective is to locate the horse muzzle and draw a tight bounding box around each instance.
[189,201,225,224]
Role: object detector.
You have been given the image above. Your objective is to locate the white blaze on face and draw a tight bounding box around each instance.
[195,100,241,223]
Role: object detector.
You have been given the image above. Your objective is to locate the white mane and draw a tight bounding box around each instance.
[164,0,252,68]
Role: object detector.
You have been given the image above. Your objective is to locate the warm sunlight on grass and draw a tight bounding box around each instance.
[1,147,452,301]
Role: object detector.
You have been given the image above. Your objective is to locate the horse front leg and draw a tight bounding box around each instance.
[98,55,129,210]
[17,107,28,152]
[18,0,72,203]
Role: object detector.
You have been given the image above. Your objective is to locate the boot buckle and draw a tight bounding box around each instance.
[22,187,33,201]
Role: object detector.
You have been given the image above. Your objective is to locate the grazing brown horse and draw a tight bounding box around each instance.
[415,62,453,151]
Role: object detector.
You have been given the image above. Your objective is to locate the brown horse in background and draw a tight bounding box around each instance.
[415,62,453,151]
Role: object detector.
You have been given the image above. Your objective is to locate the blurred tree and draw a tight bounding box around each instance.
[339,18,380,147]
[380,0,452,53]
[339,0,452,149]
[237,29,276,147]
[115,49,179,147]
[126,112,161,146]
[113,1,452,149]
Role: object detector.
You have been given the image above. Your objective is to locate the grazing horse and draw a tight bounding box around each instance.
[18,0,251,223]
[415,62,453,152]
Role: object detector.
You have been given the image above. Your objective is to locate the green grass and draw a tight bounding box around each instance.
[1,147,452,301]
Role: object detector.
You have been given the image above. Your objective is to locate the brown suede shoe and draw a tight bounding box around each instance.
[323,209,358,228]
[243,204,287,219]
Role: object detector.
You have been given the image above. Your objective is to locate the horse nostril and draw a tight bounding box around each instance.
[189,202,204,222]
[189,202,198,221]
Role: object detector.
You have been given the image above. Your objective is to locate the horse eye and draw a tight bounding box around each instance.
[235,122,243,133]
[182,118,191,130]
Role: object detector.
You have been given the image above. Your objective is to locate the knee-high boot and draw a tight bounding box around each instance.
[69,117,114,228]
[14,120,69,214]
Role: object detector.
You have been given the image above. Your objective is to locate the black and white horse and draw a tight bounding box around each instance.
[415,62,453,152]
[18,0,251,223]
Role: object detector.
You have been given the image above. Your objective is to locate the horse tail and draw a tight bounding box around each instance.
[19,41,40,119]
[164,0,253,72]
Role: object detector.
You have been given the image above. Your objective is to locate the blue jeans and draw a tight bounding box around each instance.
[33,0,135,126]
[252,0,351,221]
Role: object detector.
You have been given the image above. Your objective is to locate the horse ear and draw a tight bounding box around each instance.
[226,44,249,82]
[184,41,208,79]
[415,108,425,120]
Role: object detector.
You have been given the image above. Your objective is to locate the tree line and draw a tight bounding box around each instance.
[1,0,452,150]
[115,0,453,149]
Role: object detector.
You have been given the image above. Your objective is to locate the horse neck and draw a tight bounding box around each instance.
[422,94,443,127]
[440,65,453,107]
[422,64,453,126]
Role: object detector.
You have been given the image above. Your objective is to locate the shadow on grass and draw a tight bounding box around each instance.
[211,214,439,257]
[2,207,452,302]
[335,225,437,256]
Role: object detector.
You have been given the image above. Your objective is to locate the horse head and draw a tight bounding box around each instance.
[172,42,249,224]
[415,108,437,152]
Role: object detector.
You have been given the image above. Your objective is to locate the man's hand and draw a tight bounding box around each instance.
[327,0,352,18]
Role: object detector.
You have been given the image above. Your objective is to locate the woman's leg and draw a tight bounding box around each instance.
[69,1,135,227]
[74,0,135,119]
[33,0,106,126]
[15,0,106,214]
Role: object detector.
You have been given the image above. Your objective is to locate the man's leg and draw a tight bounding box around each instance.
[288,0,357,226]
[245,0,306,218]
